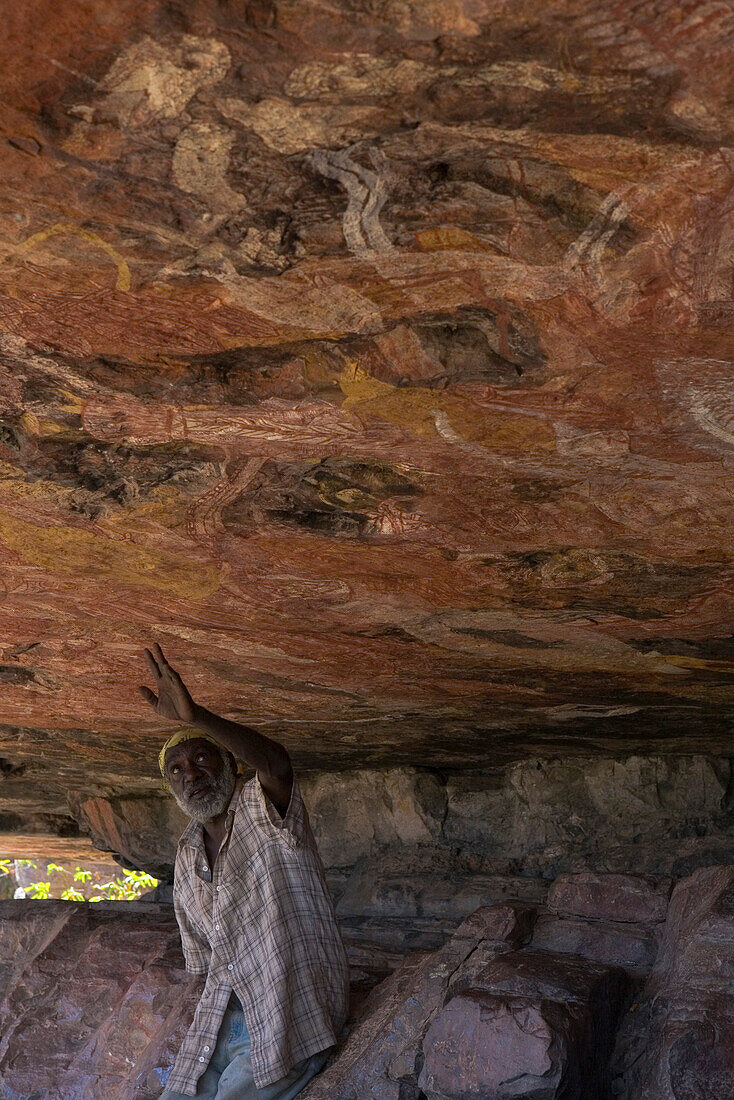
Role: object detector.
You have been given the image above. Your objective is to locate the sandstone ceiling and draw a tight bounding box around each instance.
[1,0,734,825]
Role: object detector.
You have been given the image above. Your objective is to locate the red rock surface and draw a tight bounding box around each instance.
[612,864,734,1099]
[0,870,731,1099]
[0,900,201,1099]
[530,911,659,975]
[0,0,732,838]
[0,835,109,862]
[0,898,403,1098]
[547,871,672,923]
[301,902,538,1099]
[421,985,623,1100]
[0,7,733,1087]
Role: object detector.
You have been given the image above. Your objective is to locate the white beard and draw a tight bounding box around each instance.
[172,753,237,822]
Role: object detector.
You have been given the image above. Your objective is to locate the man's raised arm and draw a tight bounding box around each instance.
[138,642,293,817]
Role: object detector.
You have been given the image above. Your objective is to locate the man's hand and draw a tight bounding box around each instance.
[138,643,198,724]
[140,645,293,812]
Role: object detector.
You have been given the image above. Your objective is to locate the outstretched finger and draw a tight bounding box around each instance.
[153,642,169,667]
[144,648,162,678]
[138,685,158,706]
[157,646,185,682]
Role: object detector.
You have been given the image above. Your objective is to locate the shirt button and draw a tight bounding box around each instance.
[198,1056,205,1063]
[227,963,234,971]
[215,924,220,930]
[203,1045,210,1052]
[216,885,222,892]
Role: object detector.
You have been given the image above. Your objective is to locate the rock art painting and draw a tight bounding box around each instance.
[0,0,733,833]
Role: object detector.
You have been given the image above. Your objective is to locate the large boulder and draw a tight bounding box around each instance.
[0,900,201,1099]
[419,949,629,1099]
[612,865,734,1099]
[529,871,672,977]
[301,904,537,1100]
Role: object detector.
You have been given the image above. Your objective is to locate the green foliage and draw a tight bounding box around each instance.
[1,859,158,902]
[60,887,86,902]
[26,881,51,899]
[86,869,158,902]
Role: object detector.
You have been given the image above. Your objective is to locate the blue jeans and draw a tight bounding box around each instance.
[160,993,332,1099]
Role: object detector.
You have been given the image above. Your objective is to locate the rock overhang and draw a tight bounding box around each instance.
[0,0,732,831]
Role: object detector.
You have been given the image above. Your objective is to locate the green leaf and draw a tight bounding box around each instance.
[60,887,85,902]
[27,881,51,899]
[118,868,158,896]
[46,863,65,874]
[73,868,92,882]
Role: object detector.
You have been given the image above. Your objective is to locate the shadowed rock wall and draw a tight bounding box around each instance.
[71,755,734,910]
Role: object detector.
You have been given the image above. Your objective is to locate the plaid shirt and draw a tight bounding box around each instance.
[166,771,350,1094]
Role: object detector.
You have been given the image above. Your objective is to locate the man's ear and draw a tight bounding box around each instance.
[226,749,238,773]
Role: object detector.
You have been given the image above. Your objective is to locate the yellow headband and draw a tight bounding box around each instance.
[158,729,244,777]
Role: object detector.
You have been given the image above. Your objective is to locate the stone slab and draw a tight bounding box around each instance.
[301,904,537,1099]
[547,872,672,924]
[531,911,659,975]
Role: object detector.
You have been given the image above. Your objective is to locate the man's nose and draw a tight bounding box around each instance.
[180,760,204,782]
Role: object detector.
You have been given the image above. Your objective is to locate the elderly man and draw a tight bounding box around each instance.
[139,643,350,1100]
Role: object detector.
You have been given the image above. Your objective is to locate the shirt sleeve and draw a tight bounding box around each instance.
[173,885,211,976]
[254,771,307,847]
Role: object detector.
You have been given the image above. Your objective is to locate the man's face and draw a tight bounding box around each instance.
[164,738,237,822]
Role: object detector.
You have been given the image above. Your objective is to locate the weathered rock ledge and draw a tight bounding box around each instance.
[72,754,734,917]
